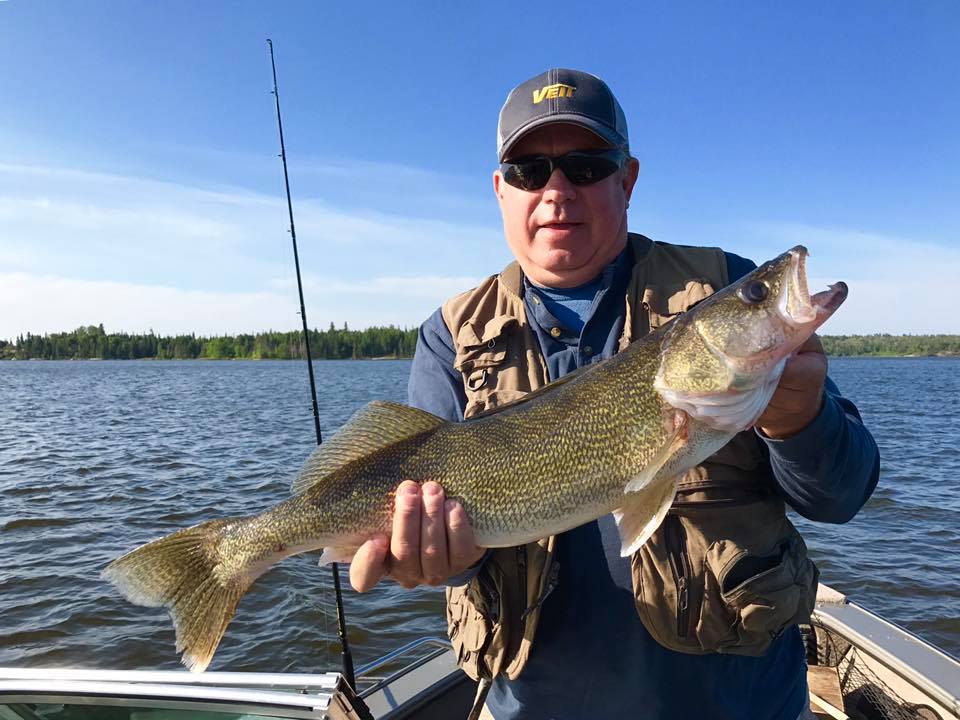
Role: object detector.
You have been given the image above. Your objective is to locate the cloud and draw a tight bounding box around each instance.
[0,271,483,339]
[0,161,506,337]
[268,273,481,299]
[5,159,953,338]
[0,162,502,285]
[0,196,232,239]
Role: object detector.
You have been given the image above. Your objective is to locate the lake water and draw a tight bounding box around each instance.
[0,357,957,674]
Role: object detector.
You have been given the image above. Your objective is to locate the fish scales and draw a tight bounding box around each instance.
[285,338,669,547]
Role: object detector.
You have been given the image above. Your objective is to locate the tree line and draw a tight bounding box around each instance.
[1,326,958,361]
[0,324,418,360]
[818,334,960,357]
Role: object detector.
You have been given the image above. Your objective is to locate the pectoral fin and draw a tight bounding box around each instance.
[624,412,688,494]
[613,474,678,556]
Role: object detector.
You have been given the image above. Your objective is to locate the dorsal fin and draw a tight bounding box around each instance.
[290,401,445,495]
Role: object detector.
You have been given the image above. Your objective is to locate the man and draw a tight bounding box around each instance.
[350,69,879,720]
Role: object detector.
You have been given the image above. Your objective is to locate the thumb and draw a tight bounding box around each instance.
[349,534,389,593]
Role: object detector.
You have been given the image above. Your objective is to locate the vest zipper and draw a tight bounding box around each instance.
[665,515,691,639]
[477,568,500,623]
[521,559,559,622]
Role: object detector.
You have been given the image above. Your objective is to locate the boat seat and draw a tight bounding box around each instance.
[807,664,846,719]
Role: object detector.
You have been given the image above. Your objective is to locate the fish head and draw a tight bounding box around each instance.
[654,245,847,432]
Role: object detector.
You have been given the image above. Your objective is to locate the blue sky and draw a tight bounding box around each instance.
[1,1,957,338]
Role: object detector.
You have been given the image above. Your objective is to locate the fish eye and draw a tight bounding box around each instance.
[737,280,769,304]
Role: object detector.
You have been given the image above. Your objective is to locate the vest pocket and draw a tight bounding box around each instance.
[446,561,511,681]
[453,317,547,418]
[446,540,557,682]
[697,534,819,654]
[466,389,530,417]
[454,318,521,418]
[632,517,700,652]
[642,280,716,330]
[634,504,819,656]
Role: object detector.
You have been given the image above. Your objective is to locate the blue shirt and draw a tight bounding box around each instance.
[527,275,605,336]
[407,244,880,720]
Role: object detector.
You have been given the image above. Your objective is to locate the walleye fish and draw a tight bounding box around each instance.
[103,245,846,672]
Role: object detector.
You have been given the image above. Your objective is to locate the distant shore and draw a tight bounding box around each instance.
[0,324,418,362]
[2,326,958,361]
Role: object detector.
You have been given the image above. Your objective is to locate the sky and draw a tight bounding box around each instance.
[1,1,957,339]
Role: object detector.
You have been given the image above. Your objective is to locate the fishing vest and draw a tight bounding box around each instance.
[441,233,819,683]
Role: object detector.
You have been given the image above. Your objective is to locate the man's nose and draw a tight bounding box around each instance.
[541,168,577,203]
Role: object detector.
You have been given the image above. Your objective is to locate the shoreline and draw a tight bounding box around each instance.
[5,329,957,362]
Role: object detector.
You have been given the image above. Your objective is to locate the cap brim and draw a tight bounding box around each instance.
[499,115,627,161]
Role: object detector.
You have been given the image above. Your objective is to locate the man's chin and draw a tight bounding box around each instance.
[526,250,602,288]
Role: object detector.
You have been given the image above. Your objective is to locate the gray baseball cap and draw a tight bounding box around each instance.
[497,68,629,162]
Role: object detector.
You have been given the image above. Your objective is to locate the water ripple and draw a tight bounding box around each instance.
[0,357,957,673]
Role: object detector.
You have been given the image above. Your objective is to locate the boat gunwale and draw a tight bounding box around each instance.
[812,593,960,718]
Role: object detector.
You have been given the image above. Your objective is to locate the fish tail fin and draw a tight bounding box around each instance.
[102,518,247,673]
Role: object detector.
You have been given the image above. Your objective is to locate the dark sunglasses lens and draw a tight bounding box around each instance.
[502,151,625,190]
[560,154,621,185]
[503,158,552,190]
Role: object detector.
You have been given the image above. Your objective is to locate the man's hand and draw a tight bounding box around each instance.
[755,335,827,439]
[349,480,486,592]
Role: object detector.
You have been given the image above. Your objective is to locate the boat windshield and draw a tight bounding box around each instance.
[1,704,278,720]
[0,669,355,720]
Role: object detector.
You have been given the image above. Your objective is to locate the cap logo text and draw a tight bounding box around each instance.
[532,83,576,104]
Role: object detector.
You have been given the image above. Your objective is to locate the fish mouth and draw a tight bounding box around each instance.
[811,283,848,314]
[779,246,848,328]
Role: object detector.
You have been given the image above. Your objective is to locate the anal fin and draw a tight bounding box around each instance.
[318,545,362,566]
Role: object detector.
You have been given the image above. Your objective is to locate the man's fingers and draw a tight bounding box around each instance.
[420,482,449,585]
[775,333,826,389]
[446,499,484,573]
[349,535,388,593]
[390,481,423,588]
[779,351,827,390]
[757,337,828,438]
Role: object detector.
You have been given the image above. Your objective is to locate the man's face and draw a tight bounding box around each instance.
[493,123,639,288]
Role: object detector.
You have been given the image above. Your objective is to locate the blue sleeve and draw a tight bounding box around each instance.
[407,307,467,422]
[725,251,757,283]
[407,307,489,585]
[762,378,880,523]
[726,252,880,522]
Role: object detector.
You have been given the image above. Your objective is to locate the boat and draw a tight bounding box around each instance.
[804,586,959,720]
[1,584,956,720]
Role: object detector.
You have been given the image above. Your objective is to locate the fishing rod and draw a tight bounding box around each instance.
[267,38,356,691]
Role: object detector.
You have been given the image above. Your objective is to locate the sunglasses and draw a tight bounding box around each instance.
[500,148,628,191]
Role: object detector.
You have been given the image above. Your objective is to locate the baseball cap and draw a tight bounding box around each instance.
[497,68,629,162]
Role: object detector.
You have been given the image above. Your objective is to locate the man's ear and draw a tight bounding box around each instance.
[622,157,640,203]
[493,169,506,204]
